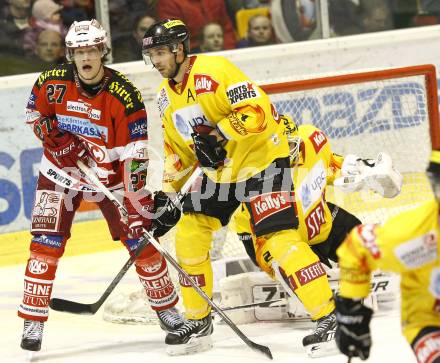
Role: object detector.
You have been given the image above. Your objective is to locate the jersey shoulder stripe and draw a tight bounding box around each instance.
[35,63,73,89]
[106,68,145,115]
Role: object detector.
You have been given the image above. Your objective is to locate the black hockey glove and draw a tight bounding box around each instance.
[335,295,373,361]
[151,191,181,238]
[191,133,226,169]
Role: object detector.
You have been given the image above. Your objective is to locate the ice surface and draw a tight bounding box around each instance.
[1,250,416,363]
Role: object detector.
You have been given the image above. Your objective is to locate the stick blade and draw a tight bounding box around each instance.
[250,341,273,360]
[49,298,96,315]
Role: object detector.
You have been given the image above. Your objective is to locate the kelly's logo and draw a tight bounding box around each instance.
[194,74,219,95]
[309,130,327,154]
[250,191,293,224]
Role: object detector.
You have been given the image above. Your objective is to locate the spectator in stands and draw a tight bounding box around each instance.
[33,29,65,66]
[360,0,393,32]
[113,14,156,63]
[108,0,158,42]
[130,0,158,14]
[193,22,224,53]
[24,0,67,57]
[60,0,94,28]
[156,0,236,52]
[227,0,270,22]
[225,0,271,27]
[0,0,32,57]
[108,0,136,41]
[237,14,275,48]
[390,0,418,29]
[328,0,393,36]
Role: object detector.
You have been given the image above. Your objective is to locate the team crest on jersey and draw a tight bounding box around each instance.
[227,81,260,106]
[309,130,327,154]
[88,143,106,163]
[172,104,214,141]
[158,88,170,118]
[194,74,219,95]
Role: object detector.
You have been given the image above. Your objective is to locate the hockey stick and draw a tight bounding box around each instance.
[54,161,273,359]
[222,298,284,312]
[49,161,202,316]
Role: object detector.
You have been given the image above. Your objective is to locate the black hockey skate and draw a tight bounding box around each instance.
[165,314,213,355]
[156,307,185,332]
[21,320,44,351]
[302,312,338,357]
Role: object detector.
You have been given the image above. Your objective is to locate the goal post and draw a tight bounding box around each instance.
[103,64,439,324]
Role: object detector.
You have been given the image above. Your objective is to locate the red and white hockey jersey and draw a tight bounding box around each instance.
[25,63,149,191]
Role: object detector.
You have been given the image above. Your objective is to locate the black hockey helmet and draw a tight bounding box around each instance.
[142,19,190,55]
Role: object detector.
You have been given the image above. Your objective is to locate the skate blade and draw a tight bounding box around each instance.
[166,335,213,356]
[305,339,339,358]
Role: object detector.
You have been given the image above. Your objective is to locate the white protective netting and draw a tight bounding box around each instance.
[103,65,439,324]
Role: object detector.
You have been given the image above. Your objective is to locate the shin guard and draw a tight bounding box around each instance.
[258,229,335,321]
[18,251,59,322]
[135,243,178,311]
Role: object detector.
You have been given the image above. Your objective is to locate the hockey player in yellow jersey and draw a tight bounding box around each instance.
[334,150,440,362]
[232,115,402,356]
[142,19,338,356]
[234,115,402,266]
[234,118,358,268]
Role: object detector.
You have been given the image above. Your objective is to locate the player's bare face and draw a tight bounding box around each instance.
[73,46,104,84]
[147,46,178,78]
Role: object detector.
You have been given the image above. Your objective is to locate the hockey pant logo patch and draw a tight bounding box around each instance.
[179,273,206,288]
[31,190,63,232]
[250,191,295,225]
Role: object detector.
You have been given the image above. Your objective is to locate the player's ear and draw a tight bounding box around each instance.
[177,43,185,55]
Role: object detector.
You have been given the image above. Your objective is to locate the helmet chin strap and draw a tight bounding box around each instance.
[169,51,186,80]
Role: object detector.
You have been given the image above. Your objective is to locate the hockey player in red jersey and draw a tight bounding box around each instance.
[18,19,183,352]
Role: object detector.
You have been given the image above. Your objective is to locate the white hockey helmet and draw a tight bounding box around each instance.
[65,19,108,61]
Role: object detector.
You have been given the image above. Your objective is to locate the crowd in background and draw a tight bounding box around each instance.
[1,0,440,76]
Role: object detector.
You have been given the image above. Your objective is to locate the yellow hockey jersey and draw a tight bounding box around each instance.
[293,124,343,244]
[234,124,344,245]
[157,55,289,192]
[337,199,440,342]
